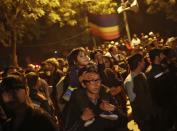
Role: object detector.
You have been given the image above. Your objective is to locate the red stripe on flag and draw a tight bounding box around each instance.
[90,28,120,40]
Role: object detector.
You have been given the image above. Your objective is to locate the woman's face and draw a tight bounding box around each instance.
[76,51,89,67]
[103,57,111,68]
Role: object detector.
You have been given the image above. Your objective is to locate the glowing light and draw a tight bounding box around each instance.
[54,50,58,54]
[115,42,119,45]
[111,41,114,44]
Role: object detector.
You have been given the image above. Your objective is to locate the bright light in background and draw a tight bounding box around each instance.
[84,0,112,1]
[108,44,112,48]
[145,0,153,4]
[115,42,119,45]
[54,50,58,54]
[111,41,114,44]
[169,0,176,4]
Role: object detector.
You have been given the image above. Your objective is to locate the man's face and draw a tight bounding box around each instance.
[139,59,145,71]
[83,72,101,95]
[1,89,26,111]
[133,34,137,38]
[103,57,111,68]
[46,63,55,71]
[154,53,164,64]
[111,47,118,55]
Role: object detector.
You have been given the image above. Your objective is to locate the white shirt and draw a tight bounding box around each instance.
[124,72,137,102]
[131,38,141,48]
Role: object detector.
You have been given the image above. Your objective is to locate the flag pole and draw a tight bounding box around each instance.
[123,11,131,42]
[92,35,97,48]
[118,0,132,42]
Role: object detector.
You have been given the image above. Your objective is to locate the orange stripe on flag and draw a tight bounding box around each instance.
[89,23,120,40]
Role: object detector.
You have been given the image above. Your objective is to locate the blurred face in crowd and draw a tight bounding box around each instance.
[1,88,27,112]
[138,59,145,71]
[26,64,35,72]
[58,60,65,68]
[46,62,55,72]
[111,47,118,56]
[154,52,165,64]
[43,63,49,71]
[7,68,17,75]
[103,57,111,68]
[133,34,137,38]
[76,51,89,67]
[83,72,101,95]
[141,33,144,37]
[101,44,105,49]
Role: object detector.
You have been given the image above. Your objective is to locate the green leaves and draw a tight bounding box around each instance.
[145,0,177,21]
[48,12,61,23]
[0,0,120,47]
[87,0,118,14]
[0,23,11,47]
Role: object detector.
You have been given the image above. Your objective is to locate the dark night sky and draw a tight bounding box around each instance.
[127,0,177,36]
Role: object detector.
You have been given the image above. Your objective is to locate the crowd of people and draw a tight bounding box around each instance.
[0,32,177,131]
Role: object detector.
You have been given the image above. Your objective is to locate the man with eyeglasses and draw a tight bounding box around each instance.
[63,66,127,131]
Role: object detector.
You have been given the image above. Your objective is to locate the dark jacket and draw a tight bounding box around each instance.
[146,64,174,108]
[132,73,154,121]
[63,88,126,131]
[2,107,58,131]
[101,68,122,88]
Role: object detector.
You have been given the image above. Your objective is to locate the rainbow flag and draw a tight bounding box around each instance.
[88,13,120,40]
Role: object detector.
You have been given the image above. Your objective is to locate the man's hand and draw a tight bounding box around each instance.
[99,101,116,112]
[81,108,94,121]
[109,87,122,96]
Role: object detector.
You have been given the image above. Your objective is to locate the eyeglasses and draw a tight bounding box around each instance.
[83,79,101,84]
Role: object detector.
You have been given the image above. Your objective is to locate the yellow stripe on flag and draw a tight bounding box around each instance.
[89,22,119,33]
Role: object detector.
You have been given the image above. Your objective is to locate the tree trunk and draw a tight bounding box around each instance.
[11,29,18,67]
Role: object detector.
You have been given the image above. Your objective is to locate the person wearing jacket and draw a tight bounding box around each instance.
[64,66,127,131]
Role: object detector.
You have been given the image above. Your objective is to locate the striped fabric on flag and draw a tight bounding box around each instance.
[88,13,120,40]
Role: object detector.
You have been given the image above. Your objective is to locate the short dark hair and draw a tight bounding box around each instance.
[89,49,103,60]
[0,75,26,92]
[78,64,98,77]
[149,48,161,62]
[128,53,143,71]
[108,46,115,53]
[162,47,176,59]
[26,72,39,89]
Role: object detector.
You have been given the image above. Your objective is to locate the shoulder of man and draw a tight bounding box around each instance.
[26,107,58,131]
[124,74,132,85]
[134,72,147,80]
[71,88,87,101]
